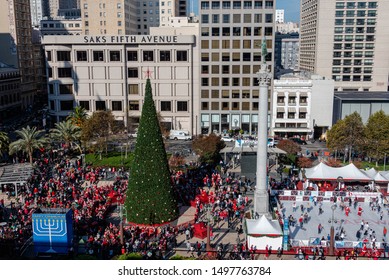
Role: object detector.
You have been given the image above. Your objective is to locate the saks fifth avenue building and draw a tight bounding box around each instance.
[42,34,200,135]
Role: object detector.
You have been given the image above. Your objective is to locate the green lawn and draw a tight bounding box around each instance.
[85,152,134,169]
[359,161,388,171]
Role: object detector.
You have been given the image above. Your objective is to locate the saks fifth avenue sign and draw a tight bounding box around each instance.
[42,35,195,45]
[84,35,179,44]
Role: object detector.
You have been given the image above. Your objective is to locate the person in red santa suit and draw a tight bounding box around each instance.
[345,206,350,216]
[358,206,363,216]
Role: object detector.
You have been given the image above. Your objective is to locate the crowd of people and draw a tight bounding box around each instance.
[0,149,255,260]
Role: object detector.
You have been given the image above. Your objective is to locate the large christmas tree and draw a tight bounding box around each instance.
[125,78,178,224]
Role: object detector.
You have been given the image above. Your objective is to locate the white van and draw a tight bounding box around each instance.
[169,130,192,140]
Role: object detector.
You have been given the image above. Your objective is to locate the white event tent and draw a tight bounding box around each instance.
[302,162,372,182]
[245,215,283,250]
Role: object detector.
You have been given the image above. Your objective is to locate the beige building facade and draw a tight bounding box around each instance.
[42,34,200,135]
[0,0,37,110]
[300,0,389,92]
[199,0,275,135]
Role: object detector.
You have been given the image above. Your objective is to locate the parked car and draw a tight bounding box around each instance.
[169,130,192,140]
[289,137,307,145]
[221,136,235,142]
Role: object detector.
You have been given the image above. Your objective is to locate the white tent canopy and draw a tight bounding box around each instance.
[303,162,372,182]
[245,215,283,250]
[379,171,389,181]
[363,168,389,183]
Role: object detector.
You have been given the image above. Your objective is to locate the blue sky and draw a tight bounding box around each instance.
[276,0,300,22]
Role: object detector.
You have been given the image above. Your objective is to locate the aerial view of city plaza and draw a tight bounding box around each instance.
[1,0,389,262]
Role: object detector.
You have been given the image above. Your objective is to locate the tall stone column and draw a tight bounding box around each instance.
[254,63,272,218]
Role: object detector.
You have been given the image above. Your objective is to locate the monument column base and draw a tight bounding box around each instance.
[253,189,270,219]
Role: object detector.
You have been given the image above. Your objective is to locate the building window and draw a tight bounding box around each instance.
[59,84,73,94]
[48,84,54,94]
[46,51,52,61]
[232,91,240,98]
[112,101,122,111]
[60,100,74,111]
[76,51,88,61]
[79,101,90,110]
[57,51,71,61]
[201,102,209,110]
[93,51,104,61]
[177,101,188,111]
[202,78,209,86]
[47,68,52,78]
[201,90,209,98]
[110,51,121,61]
[128,68,139,78]
[128,84,139,94]
[58,68,72,78]
[161,101,171,111]
[127,51,138,61]
[211,102,219,110]
[143,50,154,61]
[95,101,106,111]
[129,101,139,110]
[176,50,188,61]
[160,50,171,61]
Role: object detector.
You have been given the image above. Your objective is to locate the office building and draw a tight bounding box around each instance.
[199,0,275,135]
[274,32,299,74]
[0,63,21,121]
[46,0,80,19]
[0,0,37,109]
[276,21,299,34]
[276,9,284,23]
[300,0,389,91]
[160,0,188,27]
[40,18,83,36]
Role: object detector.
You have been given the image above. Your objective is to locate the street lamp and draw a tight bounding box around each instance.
[328,204,338,255]
[204,203,213,254]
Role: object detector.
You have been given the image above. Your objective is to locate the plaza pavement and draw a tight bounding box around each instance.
[281,200,388,245]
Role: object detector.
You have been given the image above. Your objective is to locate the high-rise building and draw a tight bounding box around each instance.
[160,0,188,27]
[46,0,80,19]
[199,0,275,135]
[299,0,389,91]
[30,0,45,27]
[274,32,299,74]
[0,0,37,109]
[276,9,284,23]
[80,0,132,35]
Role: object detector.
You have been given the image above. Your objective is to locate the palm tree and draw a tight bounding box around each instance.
[50,120,82,153]
[0,131,9,158]
[67,106,88,127]
[9,126,48,165]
